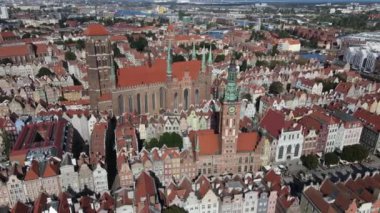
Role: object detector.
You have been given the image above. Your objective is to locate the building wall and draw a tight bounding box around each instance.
[275,129,304,162]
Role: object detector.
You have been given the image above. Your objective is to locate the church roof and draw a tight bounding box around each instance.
[84,23,109,36]
[117,59,201,87]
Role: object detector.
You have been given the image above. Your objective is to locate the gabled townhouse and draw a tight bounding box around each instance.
[295,78,323,95]
[260,109,304,162]
[354,108,380,154]
[59,153,80,192]
[331,111,363,151]
[78,163,95,192]
[92,163,108,194]
[6,174,26,207]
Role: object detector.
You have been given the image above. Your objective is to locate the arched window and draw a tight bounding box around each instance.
[118,95,124,115]
[195,89,199,105]
[174,92,178,109]
[294,144,300,157]
[152,93,155,110]
[144,93,148,113]
[278,146,284,159]
[136,94,141,114]
[287,145,292,154]
[128,96,133,112]
[159,87,164,108]
[184,89,189,110]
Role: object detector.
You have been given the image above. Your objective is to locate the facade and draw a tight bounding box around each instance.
[59,154,80,192]
[6,175,26,207]
[277,38,301,52]
[78,163,95,191]
[332,111,363,151]
[354,108,380,153]
[190,62,262,176]
[260,109,304,162]
[93,164,108,194]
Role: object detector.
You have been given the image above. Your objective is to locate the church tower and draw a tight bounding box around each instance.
[219,61,241,173]
[84,23,115,111]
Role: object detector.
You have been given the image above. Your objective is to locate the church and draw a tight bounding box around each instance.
[84,23,212,115]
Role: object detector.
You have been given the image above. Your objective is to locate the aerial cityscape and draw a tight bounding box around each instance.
[0,0,379,212]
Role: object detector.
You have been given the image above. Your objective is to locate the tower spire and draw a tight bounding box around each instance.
[192,42,196,60]
[201,46,206,73]
[224,60,238,102]
[167,40,172,81]
[208,45,213,65]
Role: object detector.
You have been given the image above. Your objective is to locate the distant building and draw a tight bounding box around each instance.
[278,38,301,52]
[0,7,9,19]
[10,119,74,165]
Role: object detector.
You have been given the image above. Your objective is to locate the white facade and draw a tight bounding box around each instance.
[0,7,9,19]
[324,124,339,153]
[60,164,80,192]
[200,190,220,213]
[243,191,259,213]
[278,39,301,52]
[275,128,304,162]
[93,164,108,194]
[344,45,380,73]
[335,123,362,150]
[6,175,26,206]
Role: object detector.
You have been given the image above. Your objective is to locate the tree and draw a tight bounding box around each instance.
[145,138,160,150]
[0,58,12,65]
[113,43,124,58]
[301,154,319,170]
[269,81,283,95]
[22,33,31,39]
[172,54,186,63]
[214,54,225,63]
[324,152,339,166]
[271,45,279,56]
[242,93,252,102]
[163,205,187,213]
[76,39,85,50]
[1,131,10,159]
[65,51,76,61]
[128,36,148,52]
[36,67,54,78]
[341,144,369,162]
[159,132,183,149]
[233,52,243,60]
[286,83,292,92]
[240,60,250,72]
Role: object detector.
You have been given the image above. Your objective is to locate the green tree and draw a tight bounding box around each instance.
[242,93,252,102]
[341,144,369,162]
[271,45,279,56]
[324,152,339,166]
[145,138,160,150]
[128,36,148,52]
[301,154,319,170]
[0,58,12,65]
[76,39,85,50]
[159,132,183,149]
[269,81,283,95]
[65,51,76,61]
[22,33,31,39]
[233,52,243,60]
[1,131,11,159]
[113,43,124,58]
[163,205,187,213]
[214,54,225,63]
[240,60,250,72]
[36,67,54,78]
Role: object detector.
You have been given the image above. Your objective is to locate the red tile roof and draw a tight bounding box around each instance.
[12,201,31,213]
[84,23,109,36]
[0,44,30,57]
[24,160,40,181]
[260,109,292,138]
[354,108,380,131]
[33,193,48,213]
[304,187,336,213]
[237,132,259,152]
[135,172,156,204]
[191,130,220,156]
[117,59,201,87]
[42,161,59,178]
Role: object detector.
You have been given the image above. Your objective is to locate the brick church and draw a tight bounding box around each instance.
[84,23,212,115]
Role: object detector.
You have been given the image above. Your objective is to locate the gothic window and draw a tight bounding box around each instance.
[159,87,164,108]
[184,89,189,110]
[136,94,141,114]
[294,144,300,157]
[118,95,124,114]
[287,145,292,154]
[278,146,284,159]
[145,93,148,113]
[174,92,178,109]
[128,96,133,112]
[152,93,155,110]
[195,89,199,105]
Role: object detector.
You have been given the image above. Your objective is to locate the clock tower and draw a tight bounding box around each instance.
[219,61,241,173]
